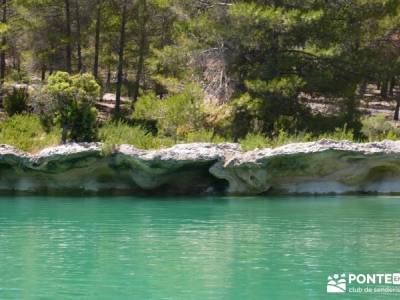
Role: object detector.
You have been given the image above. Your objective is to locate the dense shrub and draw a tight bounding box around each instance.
[319,126,355,141]
[239,127,355,151]
[7,69,30,84]
[185,130,228,144]
[3,87,29,116]
[31,72,100,143]
[361,114,400,141]
[133,85,206,139]
[239,133,270,151]
[99,122,229,150]
[99,121,174,149]
[229,93,262,140]
[0,115,60,152]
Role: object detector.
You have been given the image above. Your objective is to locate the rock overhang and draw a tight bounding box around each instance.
[1,140,400,195]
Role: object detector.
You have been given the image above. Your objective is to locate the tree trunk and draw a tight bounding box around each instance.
[0,0,7,85]
[16,55,21,73]
[358,80,367,96]
[41,65,46,81]
[65,0,72,73]
[389,77,396,97]
[106,64,111,91]
[395,98,400,121]
[268,0,281,79]
[344,94,358,128]
[154,15,168,98]
[61,123,69,144]
[93,0,101,79]
[381,78,388,99]
[75,0,82,72]
[115,0,128,118]
[132,0,148,103]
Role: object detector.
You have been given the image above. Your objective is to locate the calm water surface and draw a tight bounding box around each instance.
[0,196,400,299]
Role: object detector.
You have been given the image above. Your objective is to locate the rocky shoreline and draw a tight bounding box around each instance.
[2,140,400,195]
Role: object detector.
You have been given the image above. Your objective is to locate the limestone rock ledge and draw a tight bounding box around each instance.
[2,140,400,195]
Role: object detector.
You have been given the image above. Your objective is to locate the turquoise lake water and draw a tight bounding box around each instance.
[1,196,400,299]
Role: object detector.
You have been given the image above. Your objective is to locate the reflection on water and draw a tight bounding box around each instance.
[0,196,400,299]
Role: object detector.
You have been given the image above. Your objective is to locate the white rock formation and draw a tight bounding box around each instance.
[2,140,400,195]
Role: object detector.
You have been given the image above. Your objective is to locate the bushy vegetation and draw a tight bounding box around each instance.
[239,133,271,151]
[361,114,400,141]
[185,130,228,144]
[1,111,400,153]
[133,85,206,140]
[240,127,355,151]
[99,122,174,150]
[0,1,400,152]
[3,87,29,116]
[31,72,100,143]
[0,115,60,152]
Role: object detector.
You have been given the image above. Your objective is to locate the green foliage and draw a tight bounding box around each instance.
[2,0,400,151]
[0,115,60,152]
[361,114,400,141]
[228,92,315,139]
[239,133,270,151]
[185,130,227,144]
[133,85,206,139]
[45,72,100,99]
[7,69,30,84]
[99,121,230,150]
[245,76,306,98]
[99,121,174,150]
[240,127,356,151]
[229,93,263,139]
[319,126,355,141]
[3,87,29,116]
[272,130,313,147]
[32,72,100,143]
[132,92,160,121]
